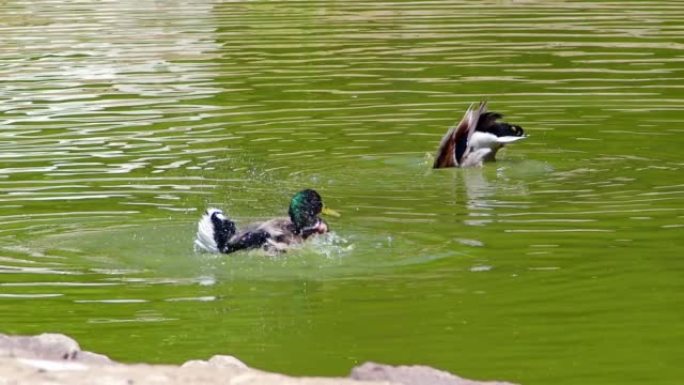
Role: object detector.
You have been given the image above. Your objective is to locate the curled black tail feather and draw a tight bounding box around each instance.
[509,124,524,136]
[477,112,525,137]
[209,211,236,252]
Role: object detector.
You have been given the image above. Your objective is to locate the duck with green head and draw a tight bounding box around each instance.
[195,189,338,254]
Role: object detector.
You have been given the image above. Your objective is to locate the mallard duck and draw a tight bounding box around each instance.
[433,102,526,168]
[195,189,337,254]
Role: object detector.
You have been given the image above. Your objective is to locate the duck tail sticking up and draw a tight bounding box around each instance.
[433,101,527,168]
[433,101,488,168]
[475,111,526,144]
[195,208,236,253]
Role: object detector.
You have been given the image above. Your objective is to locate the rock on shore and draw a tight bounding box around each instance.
[0,333,517,385]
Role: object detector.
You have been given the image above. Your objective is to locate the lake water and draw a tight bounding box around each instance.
[1,1,682,384]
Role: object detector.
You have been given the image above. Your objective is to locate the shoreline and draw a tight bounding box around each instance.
[0,333,517,385]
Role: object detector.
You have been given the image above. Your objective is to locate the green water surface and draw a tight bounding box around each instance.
[1,1,683,384]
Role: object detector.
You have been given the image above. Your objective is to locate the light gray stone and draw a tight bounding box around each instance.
[181,355,247,370]
[0,334,518,385]
[0,333,112,365]
[350,362,518,385]
[208,355,248,369]
[0,358,390,385]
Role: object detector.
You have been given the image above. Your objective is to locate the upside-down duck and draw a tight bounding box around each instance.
[433,102,526,168]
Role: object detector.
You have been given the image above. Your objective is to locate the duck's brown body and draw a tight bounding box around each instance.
[241,217,327,253]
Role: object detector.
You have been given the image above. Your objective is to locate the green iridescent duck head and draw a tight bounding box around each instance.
[288,189,336,236]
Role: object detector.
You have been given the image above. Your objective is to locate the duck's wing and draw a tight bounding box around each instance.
[211,217,291,253]
[254,218,292,238]
[255,218,302,252]
[257,218,302,243]
[433,101,487,168]
[226,230,270,253]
